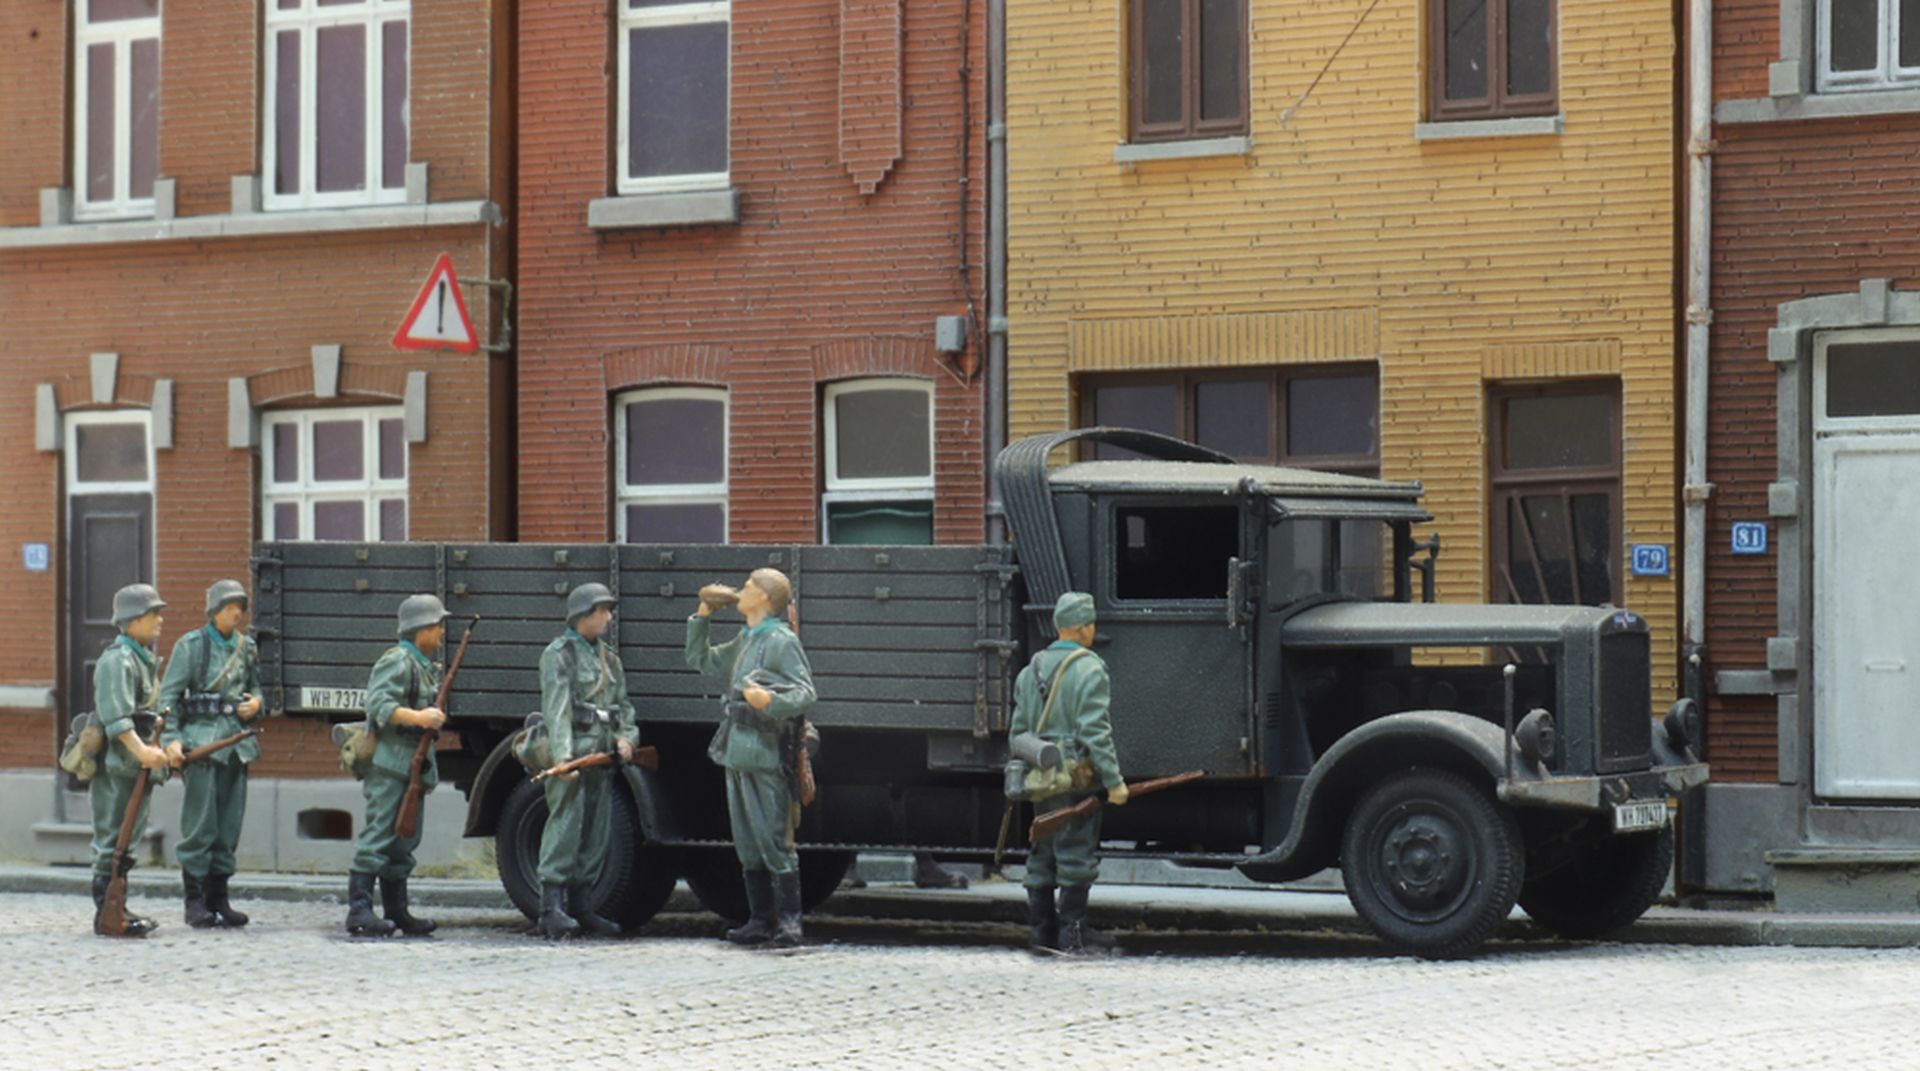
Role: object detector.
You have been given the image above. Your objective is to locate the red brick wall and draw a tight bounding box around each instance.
[1714,0,1776,103]
[0,2,68,227]
[516,0,987,545]
[1705,113,1920,779]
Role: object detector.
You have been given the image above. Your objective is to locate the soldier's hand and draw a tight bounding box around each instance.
[743,686,772,710]
[616,738,636,763]
[1107,782,1130,806]
[415,706,447,731]
[139,744,173,772]
[237,695,264,719]
[164,742,186,768]
[694,600,713,618]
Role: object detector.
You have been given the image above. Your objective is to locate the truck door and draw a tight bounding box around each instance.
[1091,496,1255,778]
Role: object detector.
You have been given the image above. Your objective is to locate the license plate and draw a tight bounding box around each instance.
[299,686,368,713]
[1612,799,1669,833]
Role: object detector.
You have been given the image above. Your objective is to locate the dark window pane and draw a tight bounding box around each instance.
[378,419,405,480]
[1507,0,1552,96]
[1504,394,1611,469]
[313,501,365,541]
[1090,381,1179,458]
[1827,341,1920,416]
[89,0,158,20]
[1199,0,1242,121]
[273,501,300,540]
[276,31,302,195]
[312,420,365,481]
[379,499,406,541]
[1830,0,1879,71]
[1443,0,1488,101]
[87,43,115,202]
[382,21,408,189]
[1116,505,1236,600]
[319,0,359,5]
[129,38,159,200]
[272,423,300,483]
[1570,493,1613,605]
[826,501,933,546]
[317,25,368,193]
[1287,374,1377,458]
[625,397,726,485]
[1141,0,1185,125]
[626,502,727,544]
[75,424,147,483]
[1904,0,1920,67]
[1338,520,1385,598]
[834,388,931,480]
[1511,495,1574,604]
[278,0,301,8]
[628,22,729,178]
[1194,379,1271,459]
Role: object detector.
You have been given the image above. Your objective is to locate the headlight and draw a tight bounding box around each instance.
[1664,697,1702,752]
[1515,708,1557,766]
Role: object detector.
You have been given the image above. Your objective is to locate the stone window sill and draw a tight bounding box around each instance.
[1113,136,1253,164]
[1414,114,1564,141]
[588,189,742,230]
[0,200,499,250]
[1716,87,1920,125]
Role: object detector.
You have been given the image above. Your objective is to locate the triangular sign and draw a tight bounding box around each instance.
[392,253,479,354]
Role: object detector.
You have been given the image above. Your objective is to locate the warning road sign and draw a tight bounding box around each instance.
[392,253,479,354]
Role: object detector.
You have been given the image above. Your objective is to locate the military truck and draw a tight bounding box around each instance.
[254,428,1706,957]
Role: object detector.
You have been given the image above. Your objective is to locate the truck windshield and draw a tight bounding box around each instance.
[1283,518,1389,602]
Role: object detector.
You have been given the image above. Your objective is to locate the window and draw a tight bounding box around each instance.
[618,0,730,194]
[615,387,728,543]
[822,378,934,545]
[1286,519,1389,601]
[1488,383,1620,612]
[1077,365,1380,475]
[263,0,410,210]
[74,0,161,221]
[261,407,408,541]
[1819,0,1920,91]
[1129,0,1247,142]
[1814,329,1920,428]
[1114,505,1237,601]
[1428,0,1557,121]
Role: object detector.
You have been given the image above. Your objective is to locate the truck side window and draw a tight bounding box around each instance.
[1115,505,1236,600]
[1287,519,1385,601]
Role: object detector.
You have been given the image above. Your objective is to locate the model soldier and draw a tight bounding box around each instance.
[534,583,642,939]
[344,594,448,938]
[685,568,816,947]
[157,579,263,928]
[89,583,179,937]
[1012,591,1126,954]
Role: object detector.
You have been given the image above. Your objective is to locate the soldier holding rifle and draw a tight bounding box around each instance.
[86,584,179,937]
[533,583,642,940]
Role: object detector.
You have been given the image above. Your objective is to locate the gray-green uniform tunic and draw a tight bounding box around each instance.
[537,629,640,887]
[351,641,441,881]
[685,616,816,874]
[1009,640,1122,890]
[158,625,261,879]
[90,634,167,877]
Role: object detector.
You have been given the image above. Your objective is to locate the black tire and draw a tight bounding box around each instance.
[680,848,858,923]
[1341,767,1525,959]
[494,778,677,928]
[1519,824,1673,940]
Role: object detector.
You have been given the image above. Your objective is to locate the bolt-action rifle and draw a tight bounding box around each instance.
[530,745,660,783]
[1027,769,1206,845]
[394,616,478,840]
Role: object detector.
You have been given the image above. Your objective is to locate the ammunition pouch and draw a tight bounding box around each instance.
[725,698,782,735]
[511,712,551,774]
[180,691,237,721]
[570,700,612,731]
[59,711,106,786]
[332,722,375,781]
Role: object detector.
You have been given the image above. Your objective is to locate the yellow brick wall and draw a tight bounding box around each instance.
[1006,0,1679,694]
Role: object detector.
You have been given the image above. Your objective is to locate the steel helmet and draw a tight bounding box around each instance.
[566,582,618,622]
[205,578,249,617]
[396,593,450,637]
[112,584,167,628]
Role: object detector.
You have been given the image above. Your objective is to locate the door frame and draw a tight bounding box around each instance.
[60,409,156,747]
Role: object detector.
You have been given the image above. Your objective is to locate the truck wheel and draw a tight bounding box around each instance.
[680,848,857,922]
[1341,767,1524,959]
[494,778,677,928]
[1519,825,1673,940]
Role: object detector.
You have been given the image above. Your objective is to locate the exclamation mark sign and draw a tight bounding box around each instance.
[437,280,448,335]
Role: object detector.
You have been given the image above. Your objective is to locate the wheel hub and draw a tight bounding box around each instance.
[1379,814,1469,913]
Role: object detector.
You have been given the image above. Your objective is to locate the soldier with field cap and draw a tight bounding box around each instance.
[533,582,642,939]
[89,583,180,937]
[344,593,448,938]
[158,578,264,929]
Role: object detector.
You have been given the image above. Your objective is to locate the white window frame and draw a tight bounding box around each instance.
[260,406,408,542]
[73,2,162,222]
[1817,0,1920,91]
[613,386,729,543]
[65,410,156,497]
[1814,327,1920,434]
[616,0,731,196]
[262,0,411,212]
[821,378,935,544]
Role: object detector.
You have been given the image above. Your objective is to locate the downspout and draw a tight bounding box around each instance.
[1682,0,1714,705]
[985,0,1009,544]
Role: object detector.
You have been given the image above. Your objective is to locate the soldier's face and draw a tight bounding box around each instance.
[737,579,769,616]
[577,605,613,640]
[415,623,446,653]
[214,602,248,635]
[127,611,163,646]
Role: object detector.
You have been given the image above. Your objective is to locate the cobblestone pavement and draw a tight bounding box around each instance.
[3,890,1918,1071]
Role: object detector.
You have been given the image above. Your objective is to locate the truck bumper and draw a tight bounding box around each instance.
[1497,761,1710,811]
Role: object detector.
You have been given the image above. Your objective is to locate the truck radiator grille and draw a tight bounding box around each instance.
[1596,631,1651,773]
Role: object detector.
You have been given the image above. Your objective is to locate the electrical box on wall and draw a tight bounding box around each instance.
[935,315,969,354]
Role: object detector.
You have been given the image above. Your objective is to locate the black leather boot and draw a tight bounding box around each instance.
[567,885,621,937]
[538,883,581,940]
[182,872,218,929]
[206,873,249,928]
[345,871,394,937]
[771,870,804,948]
[725,869,775,945]
[381,876,437,937]
[1055,884,1116,956]
[1025,885,1059,952]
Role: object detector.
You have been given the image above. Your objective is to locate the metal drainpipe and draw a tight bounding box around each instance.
[1683,0,1714,690]
[985,0,1009,545]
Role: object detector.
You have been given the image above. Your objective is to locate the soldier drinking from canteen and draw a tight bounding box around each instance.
[157,579,264,929]
[88,583,180,937]
[533,583,642,939]
[1011,591,1127,955]
[343,594,448,938]
[685,568,816,947]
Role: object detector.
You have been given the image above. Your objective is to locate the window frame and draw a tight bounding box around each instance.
[1128,0,1250,144]
[613,386,730,543]
[616,0,732,196]
[1816,0,1920,92]
[259,405,409,542]
[1486,380,1622,610]
[1427,0,1559,122]
[72,1,162,222]
[1812,327,1920,433]
[64,409,156,496]
[821,377,936,545]
[261,0,411,212]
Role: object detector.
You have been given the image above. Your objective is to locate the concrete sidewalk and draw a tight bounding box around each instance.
[8,863,1920,949]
